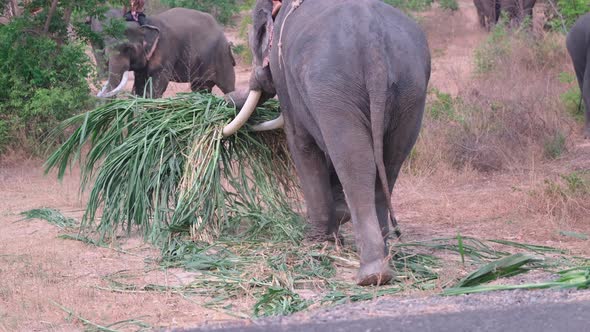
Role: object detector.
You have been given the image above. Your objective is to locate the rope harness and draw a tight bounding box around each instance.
[277,0,303,69]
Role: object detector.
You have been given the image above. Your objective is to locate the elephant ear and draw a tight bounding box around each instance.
[250,0,274,67]
[140,25,160,61]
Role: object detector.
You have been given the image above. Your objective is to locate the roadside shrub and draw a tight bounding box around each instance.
[439,0,459,11]
[0,18,92,153]
[528,171,590,223]
[407,29,575,174]
[160,0,254,25]
[543,132,567,160]
[544,0,590,32]
[474,23,510,74]
[384,0,434,12]
[559,72,585,123]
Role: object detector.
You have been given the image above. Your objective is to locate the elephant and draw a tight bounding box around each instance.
[499,0,536,27]
[224,0,431,286]
[567,13,590,139]
[88,8,236,98]
[473,0,535,30]
[474,0,500,31]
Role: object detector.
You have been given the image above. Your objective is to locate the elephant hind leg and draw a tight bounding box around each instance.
[319,110,392,286]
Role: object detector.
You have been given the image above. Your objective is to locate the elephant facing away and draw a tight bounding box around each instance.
[89,8,236,98]
[474,0,500,31]
[473,0,535,30]
[225,0,431,286]
[499,0,536,27]
[567,13,590,139]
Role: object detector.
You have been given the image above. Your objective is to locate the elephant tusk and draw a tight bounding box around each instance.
[97,71,130,98]
[222,90,262,137]
[251,113,284,131]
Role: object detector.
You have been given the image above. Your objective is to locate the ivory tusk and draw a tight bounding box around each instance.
[251,113,284,131]
[97,71,130,98]
[222,90,262,137]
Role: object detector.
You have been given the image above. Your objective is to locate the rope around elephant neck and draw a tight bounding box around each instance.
[278,0,303,70]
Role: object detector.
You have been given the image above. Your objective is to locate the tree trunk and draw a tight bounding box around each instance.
[9,0,18,17]
[43,0,59,35]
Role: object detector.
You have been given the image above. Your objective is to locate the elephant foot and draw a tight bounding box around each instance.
[304,224,343,244]
[584,128,590,139]
[357,259,394,286]
[334,201,351,225]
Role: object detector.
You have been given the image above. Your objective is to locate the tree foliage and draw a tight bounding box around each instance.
[545,0,590,32]
[0,0,126,153]
[160,0,253,25]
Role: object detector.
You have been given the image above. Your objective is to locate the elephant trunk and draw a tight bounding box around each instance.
[97,71,130,98]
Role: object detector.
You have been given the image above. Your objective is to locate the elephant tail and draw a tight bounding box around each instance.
[369,88,399,236]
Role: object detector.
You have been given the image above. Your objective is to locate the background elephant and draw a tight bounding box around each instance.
[474,0,535,30]
[567,13,590,139]
[89,8,236,98]
[226,0,430,286]
[499,0,536,27]
[474,0,500,31]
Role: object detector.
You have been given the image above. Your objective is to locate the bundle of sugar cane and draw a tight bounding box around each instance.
[45,92,301,244]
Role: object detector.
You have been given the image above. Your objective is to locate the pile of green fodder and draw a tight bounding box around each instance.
[98,235,586,318]
[45,92,302,244]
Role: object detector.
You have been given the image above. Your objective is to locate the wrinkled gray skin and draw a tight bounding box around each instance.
[473,0,499,31]
[567,13,590,139]
[228,0,430,286]
[499,0,536,27]
[89,8,235,98]
[474,0,535,30]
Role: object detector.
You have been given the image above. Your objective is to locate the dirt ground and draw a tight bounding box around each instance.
[1,1,589,331]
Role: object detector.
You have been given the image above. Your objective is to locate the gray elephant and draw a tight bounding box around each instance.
[474,0,535,30]
[499,0,536,27]
[224,0,431,286]
[567,13,590,139]
[88,8,236,98]
[474,0,499,31]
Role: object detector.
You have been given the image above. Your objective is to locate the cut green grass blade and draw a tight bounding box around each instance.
[443,266,590,295]
[253,287,310,317]
[487,239,566,254]
[45,92,300,245]
[19,208,77,230]
[457,232,465,265]
[453,253,539,288]
[50,300,151,332]
[559,231,589,240]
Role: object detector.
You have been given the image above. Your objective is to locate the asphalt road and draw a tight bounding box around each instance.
[184,300,590,332]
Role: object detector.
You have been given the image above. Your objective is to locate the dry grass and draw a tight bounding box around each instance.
[407,28,576,175]
[526,170,590,227]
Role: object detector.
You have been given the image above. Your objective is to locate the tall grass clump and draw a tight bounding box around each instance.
[527,171,590,224]
[407,27,576,174]
[45,93,301,244]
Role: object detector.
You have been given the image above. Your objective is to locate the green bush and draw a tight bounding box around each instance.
[559,72,585,122]
[0,18,92,153]
[439,0,459,11]
[474,21,510,74]
[427,88,465,121]
[545,0,590,32]
[160,0,254,25]
[543,132,567,160]
[384,0,434,12]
